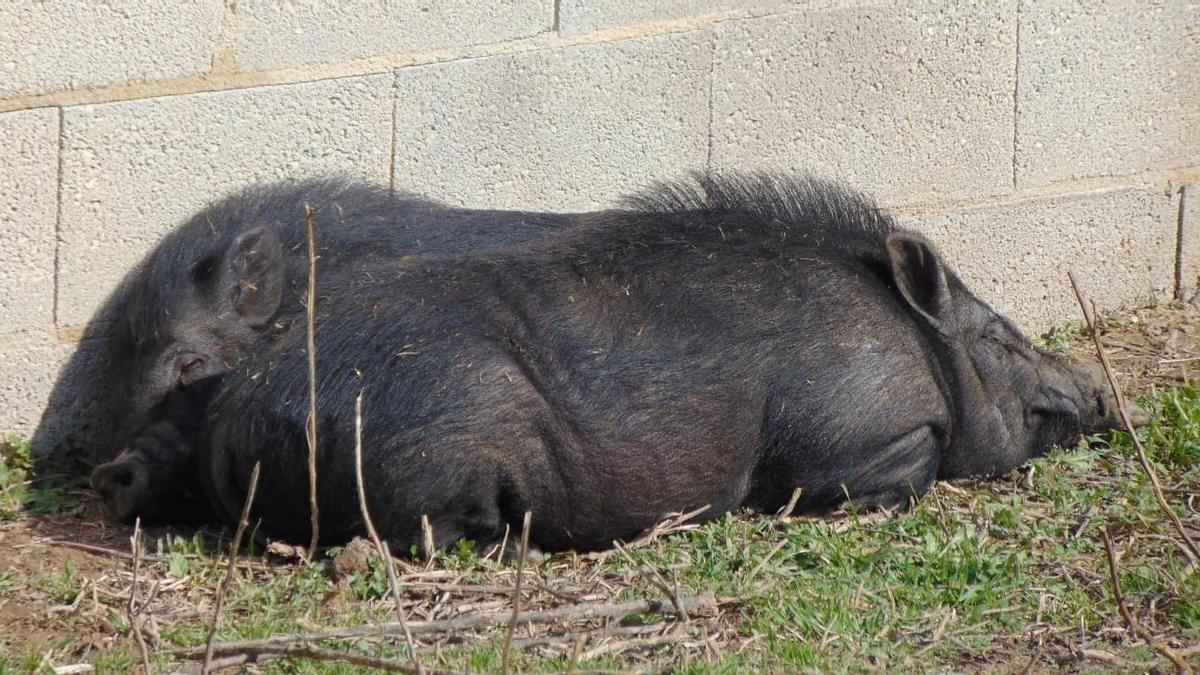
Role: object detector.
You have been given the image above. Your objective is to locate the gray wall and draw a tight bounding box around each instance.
[0,0,1197,440]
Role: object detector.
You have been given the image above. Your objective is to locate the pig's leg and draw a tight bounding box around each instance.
[748,425,940,515]
[833,426,940,511]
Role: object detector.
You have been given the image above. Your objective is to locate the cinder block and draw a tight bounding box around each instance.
[902,187,1178,333]
[58,75,393,327]
[0,1,224,98]
[558,0,796,34]
[1181,183,1200,299]
[1016,1,1199,187]
[231,0,552,71]
[0,339,65,442]
[0,108,58,334]
[393,34,709,211]
[711,2,1015,205]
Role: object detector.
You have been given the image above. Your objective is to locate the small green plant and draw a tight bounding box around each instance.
[41,559,81,605]
[0,645,47,674]
[1140,385,1200,466]
[1035,321,1081,353]
[1102,309,1127,329]
[0,440,85,518]
[0,441,32,519]
[92,649,138,674]
[433,537,480,569]
[346,558,389,600]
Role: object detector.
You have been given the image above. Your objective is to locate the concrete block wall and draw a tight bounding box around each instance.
[0,0,1196,443]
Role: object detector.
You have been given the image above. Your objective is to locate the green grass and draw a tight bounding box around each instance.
[0,440,34,518]
[1,387,1198,672]
[1,440,86,520]
[1034,320,1082,353]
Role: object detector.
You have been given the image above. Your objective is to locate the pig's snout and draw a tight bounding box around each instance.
[91,454,149,522]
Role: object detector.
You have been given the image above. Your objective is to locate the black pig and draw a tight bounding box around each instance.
[92,173,1135,552]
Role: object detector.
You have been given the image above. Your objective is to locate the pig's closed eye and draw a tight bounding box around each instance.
[178,356,205,383]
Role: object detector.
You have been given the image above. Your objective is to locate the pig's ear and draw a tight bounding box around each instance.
[885,231,950,328]
[223,226,283,326]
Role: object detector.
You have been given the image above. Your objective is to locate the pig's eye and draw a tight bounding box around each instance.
[982,332,1009,350]
[178,356,205,383]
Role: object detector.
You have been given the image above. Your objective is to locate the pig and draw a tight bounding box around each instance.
[90,172,1135,552]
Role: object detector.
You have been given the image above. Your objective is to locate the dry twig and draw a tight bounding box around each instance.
[1100,528,1192,672]
[420,515,436,567]
[747,538,790,583]
[183,643,430,673]
[567,634,588,674]
[201,462,262,675]
[1068,271,1200,563]
[304,203,320,562]
[127,518,152,674]
[1073,646,1200,670]
[587,505,711,562]
[353,392,422,675]
[776,487,803,519]
[50,665,93,675]
[501,511,532,675]
[173,593,726,658]
[45,539,140,560]
[613,540,689,622]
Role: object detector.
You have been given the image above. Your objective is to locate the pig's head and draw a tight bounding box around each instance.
[120,225,286,431]
[89,225,286,522]
[884,231,1144,478]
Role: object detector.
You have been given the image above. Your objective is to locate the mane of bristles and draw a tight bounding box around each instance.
[620,171,897,244]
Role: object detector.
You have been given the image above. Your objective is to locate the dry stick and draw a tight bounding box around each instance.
[776,487,803,519]
[46,539,139,560]
[612,540,690,622]
[184,644,429,674]
[566,634,588,675]
[500,511,532,675]
[747,538,790,583]
[1068,271,1200,564]
[928,484,953,539]
[304,203,320,563]
[353,392,423,675]
[494,523,512,564]
[1100,528,1192,672]
[127,518,152,674]
[200,462,262,675]
[175,593,724,659]
[585,504,712,562]
[1076,646,1200,670]
[419,515,436,569]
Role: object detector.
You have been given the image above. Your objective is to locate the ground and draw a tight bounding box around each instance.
[1,301,1198,673]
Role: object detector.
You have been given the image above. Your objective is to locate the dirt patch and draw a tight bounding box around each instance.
[0,502,129,662]
[1065,301,1200,397]
[0,494,222,667]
